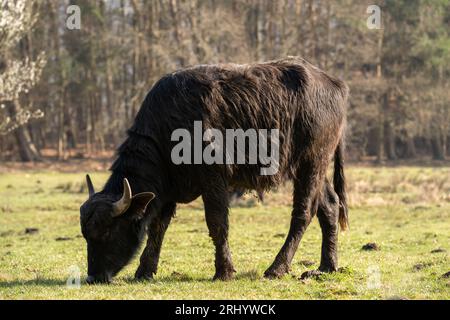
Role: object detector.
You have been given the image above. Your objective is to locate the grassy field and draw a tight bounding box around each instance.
[0,166,449,299]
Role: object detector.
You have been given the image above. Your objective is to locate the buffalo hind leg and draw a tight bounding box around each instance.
[264,160,325,278]
[135,203,175,280]
[203,190,236,281]
[317,180,339,272]
[301,181,340,279]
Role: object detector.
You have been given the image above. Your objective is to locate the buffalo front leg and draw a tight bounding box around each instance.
[135,203,175,280]
[203,191,236,281]
[264,161,325,278]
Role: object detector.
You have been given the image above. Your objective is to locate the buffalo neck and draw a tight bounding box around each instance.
[102,132,168,206]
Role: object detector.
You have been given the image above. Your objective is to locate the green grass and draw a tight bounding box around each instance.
[0,167,449,299]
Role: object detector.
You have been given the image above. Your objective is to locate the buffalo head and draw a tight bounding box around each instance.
[80,175,155,284]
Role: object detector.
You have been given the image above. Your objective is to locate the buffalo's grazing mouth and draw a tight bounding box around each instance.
[79,56,349,283]
[81,176,155,284]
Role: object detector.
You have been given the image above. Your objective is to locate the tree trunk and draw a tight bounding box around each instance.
[7,102,41,162]
[431,135,445,160]
[404,133,417,158]
[383,120,397,160]
[375,30,385,163]
[256,1,266,61]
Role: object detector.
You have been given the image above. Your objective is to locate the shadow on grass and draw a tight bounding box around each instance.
[123,269,262,284]
[0,278,66,288]
[0,270,265,288]
[125,274,211,284]
[235,270,260,280]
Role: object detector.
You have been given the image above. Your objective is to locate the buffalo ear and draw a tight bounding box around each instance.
[128,192,155,218]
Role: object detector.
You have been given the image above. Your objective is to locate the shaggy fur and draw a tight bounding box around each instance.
[80,56,349,283]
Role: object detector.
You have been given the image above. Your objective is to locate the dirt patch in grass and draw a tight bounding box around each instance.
[413,262,433,271]
[430,248,446,253]
[300,270,323,280]
[55,237,72,241]
[362,242,380,251]
[24,228,39,235]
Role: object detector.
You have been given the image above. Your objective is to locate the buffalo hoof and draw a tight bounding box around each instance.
[213,267,236,281]
[135,273,154,281]
[264,265,290,279]
[135,274,153,282]
[213,272,234,281]
[318,264,338,273]
[86,275,111,284]
[134,268,154,281]
[263,270,285,279]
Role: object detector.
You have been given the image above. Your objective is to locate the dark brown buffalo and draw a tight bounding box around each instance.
[80,57,349,283]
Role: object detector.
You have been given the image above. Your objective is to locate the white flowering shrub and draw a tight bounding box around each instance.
[0,0,46,135]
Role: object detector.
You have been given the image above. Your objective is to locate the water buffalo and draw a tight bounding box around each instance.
[80,56,349,283]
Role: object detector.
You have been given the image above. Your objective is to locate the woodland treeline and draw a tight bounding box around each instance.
[1,0,449,162]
